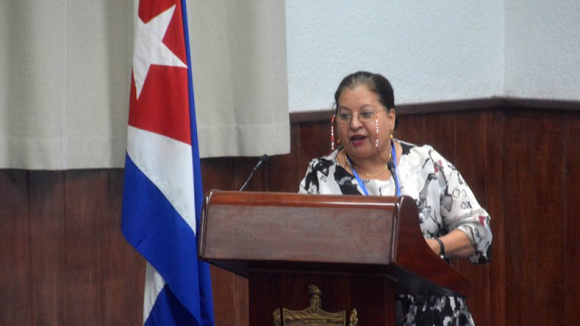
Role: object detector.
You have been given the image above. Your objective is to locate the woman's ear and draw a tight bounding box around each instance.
[387,108,396,130]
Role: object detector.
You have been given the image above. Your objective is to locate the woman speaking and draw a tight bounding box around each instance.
[299,71,492,326]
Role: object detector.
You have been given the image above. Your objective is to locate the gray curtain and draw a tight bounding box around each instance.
[190,0,290,158]
[0,0,289,170]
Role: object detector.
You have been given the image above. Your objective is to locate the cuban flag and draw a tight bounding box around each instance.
[122,0,214,325]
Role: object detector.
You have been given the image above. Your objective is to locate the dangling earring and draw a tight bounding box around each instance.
[331,114,336,151]
[375,117,380,148]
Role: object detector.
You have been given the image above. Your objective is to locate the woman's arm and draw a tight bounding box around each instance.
[426,229,475,259]
[428,147,493,263]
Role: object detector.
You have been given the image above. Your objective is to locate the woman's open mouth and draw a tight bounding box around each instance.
[350,135,367,146]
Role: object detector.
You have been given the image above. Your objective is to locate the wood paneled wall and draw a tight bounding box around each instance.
[0,170,143,325]
[1,100,579,325]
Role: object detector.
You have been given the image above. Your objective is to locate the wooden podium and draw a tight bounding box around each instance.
[198,190,469,325]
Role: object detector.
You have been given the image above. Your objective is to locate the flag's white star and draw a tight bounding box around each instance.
[133,5,187,99]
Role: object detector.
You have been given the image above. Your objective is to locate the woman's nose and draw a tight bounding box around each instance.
[349,114,363,128]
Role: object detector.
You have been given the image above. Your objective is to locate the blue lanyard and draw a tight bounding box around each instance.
[391,143,400,197]
[346,142,399,196]
[347,159,370,196]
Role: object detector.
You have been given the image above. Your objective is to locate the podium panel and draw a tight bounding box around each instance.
[248,271,396,326]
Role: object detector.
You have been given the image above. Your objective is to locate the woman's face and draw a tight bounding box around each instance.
[336,85,395,161]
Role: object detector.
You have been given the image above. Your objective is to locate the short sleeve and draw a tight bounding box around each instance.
[431,149,493,264]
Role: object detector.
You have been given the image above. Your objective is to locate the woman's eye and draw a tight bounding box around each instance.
[360,112,374,119]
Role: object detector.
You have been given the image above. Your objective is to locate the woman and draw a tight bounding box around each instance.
[299,71,492,326]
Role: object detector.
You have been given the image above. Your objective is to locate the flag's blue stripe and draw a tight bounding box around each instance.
[122,154,205,325]
[144,285,197,326]
[181,0,215,324]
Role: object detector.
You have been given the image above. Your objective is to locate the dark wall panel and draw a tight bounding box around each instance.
[485,110,508,326]
[0,170,31,326]
[64,171,108,326]
[396,113,424,145]
[29,172,66,326]
[267,124,300,193]
[564,112,580,325]
[422,113,457,162]
[503,110,567,325]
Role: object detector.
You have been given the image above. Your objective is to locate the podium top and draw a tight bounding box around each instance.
[198,190,469,297]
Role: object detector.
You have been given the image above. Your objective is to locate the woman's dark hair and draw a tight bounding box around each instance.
[333,71,398,130]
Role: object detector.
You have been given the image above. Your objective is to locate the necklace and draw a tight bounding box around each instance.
[342,150,392,179]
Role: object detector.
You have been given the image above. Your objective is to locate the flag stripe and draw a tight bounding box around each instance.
[143,263,166,320]
[127,126,196,232]
[144,285,198,326]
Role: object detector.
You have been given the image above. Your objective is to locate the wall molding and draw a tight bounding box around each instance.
[290,97,580,123]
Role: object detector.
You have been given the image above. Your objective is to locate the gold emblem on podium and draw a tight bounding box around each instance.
[273,285,358,326]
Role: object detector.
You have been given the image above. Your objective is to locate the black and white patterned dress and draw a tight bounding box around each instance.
[299,140,492,326]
